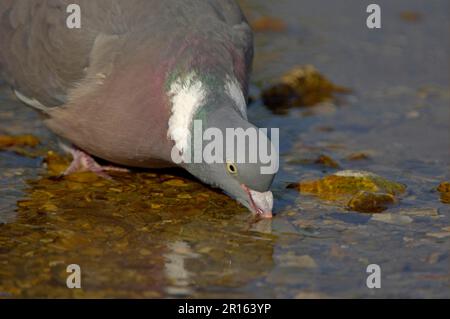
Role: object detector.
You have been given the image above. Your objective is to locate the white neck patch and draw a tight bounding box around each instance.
[225,76,248,119]
[168,72,206,155]
[167,73,248,157]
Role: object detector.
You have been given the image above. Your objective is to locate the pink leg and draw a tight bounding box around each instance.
[62,145,129,179]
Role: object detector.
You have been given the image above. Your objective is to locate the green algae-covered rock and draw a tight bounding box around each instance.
[437,182,450,204]
[0,134,40,148]
[347,191,396,213]
[289,170,406,213]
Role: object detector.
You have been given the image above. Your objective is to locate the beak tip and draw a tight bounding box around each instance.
[241,184,274,219]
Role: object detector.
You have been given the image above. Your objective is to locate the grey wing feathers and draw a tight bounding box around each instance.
[0,0,254,109]
[0,0,95,107]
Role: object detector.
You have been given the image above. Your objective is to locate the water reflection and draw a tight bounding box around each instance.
[164,241,199,296]
[0,170,275,298]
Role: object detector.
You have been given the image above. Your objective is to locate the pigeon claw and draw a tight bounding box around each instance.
[61,146,129,180]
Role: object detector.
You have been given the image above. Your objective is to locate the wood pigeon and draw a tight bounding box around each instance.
[0,0,277,218]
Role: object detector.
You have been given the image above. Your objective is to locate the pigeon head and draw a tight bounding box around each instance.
[167,72,278,218]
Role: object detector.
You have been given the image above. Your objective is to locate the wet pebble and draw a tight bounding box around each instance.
[371,213,413,225]
[261,65,351,114]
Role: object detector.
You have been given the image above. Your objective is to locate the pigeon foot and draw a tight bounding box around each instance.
[61,145,129,180]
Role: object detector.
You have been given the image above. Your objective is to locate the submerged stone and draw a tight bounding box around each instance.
[437,182,450,204]
[286,153,341,169]
[0,134,40,148]
[346,152,370,161]
[348,191,395,213]
[400,11,422,23]
[371,213,413,225]
[314,154,341,169]
[261,65,351,113]
[44,151,71,175]
[0,134,41,157]
[251,16,287,32]
[288,170,406,213]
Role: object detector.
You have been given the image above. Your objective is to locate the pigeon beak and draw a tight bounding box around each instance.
[241,185,273,219]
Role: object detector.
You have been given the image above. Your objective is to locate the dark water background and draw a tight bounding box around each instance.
[0,0,449,298]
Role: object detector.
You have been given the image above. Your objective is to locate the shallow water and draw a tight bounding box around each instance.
[0,0,449,298]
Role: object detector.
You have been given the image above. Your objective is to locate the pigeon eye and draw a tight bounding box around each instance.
[226,162,238,175]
